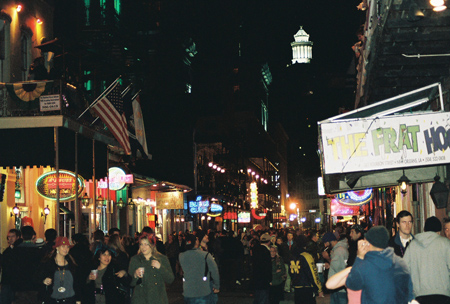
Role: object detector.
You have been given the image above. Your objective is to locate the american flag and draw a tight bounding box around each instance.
[92,81,131,155]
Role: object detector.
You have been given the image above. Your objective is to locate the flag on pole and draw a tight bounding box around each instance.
[132,94,149,158]
[92,80,131,155]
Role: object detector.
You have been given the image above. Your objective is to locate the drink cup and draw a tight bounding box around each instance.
[316,263,324,273]
[138,267,145,277]
[91,269,98,279]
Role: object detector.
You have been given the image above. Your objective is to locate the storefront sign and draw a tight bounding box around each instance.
[36,170,85,201]
[330,198,360,216]
[238,211,251,223]
[207,203,223,217]
[98,167,133,190]
[39,94,61,112]
[189,197,210,214]
[224,211,237,220]
[320,112,450,174]
[156,192,184,209]
[336,189,373,206]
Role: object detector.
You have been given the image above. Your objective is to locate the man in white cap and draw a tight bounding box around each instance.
[346,226,413,304]
[251,232,272,304]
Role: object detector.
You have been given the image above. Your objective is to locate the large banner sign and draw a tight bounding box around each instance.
[36,170,85,201]
[320,112,450,174]
[156,192,184,209]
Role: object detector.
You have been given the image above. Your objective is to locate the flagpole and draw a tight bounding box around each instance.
[131,89,142,101]
[77,75,121,120]
[89,84,133,127]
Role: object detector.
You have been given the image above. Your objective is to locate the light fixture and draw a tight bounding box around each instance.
[127,199,135,210]
[11,204,20,217]
[430,0,447,11]
[430,175,449,209]
[16,5,22,12]
[117,198,125,208]
[41,205,50,224]
[208,162,213,167]
[36,18,43,25]
[397,170,410,194]
[81,193,90,207]
[289,202,297,210]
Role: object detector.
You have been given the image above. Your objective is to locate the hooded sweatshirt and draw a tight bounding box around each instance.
[403,231,450,298]
[346,247,413,304]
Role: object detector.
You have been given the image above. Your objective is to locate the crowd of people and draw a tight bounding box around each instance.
[1,210,450,304]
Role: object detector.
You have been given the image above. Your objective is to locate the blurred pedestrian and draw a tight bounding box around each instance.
[388,210,414,257]
[251,233,272,304]
[269,245,286,304]
[0,229,21,304]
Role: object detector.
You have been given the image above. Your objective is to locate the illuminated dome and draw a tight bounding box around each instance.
[291,26,313,64]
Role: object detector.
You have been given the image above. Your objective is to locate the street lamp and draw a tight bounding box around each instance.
[81,193,90,207]
[397,170,410,194]
[117,198,125,208]
[430,175,449,209]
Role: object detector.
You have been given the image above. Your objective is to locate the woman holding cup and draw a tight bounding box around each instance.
[38,237,82,304]
[85,244,131,304]
[128,233,174,304]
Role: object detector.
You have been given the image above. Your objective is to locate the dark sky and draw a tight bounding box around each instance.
[140,1,365,185]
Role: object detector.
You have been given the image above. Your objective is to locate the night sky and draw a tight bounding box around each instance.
[140,1,365,186]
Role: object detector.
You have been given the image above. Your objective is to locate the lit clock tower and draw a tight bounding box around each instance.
[291,26,313,64]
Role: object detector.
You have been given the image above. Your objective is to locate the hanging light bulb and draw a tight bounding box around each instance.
[16,5,23,12]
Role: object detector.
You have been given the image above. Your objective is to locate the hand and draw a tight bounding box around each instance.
[276,269,281,273]
[324,262,330,269]
[213,288,220,294]
[43,278,52,286]
[270,282,273,285]
[357,239,370,259]
[151,260,161,269]
[88,273,96,280]
[318,292,324,297]
[322,251,330,261]
[135,269,144,278]
[115,270,127,278]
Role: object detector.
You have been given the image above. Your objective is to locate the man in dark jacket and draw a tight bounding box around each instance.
[347,226,414,304]
[0,229,21,304]
[289,238,323,304]
[347,224,365,266]
[388,210,414,257]
[251,233,272,304]
[11,226,41,304]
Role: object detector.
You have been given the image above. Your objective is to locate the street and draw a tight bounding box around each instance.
[167,277,331,304]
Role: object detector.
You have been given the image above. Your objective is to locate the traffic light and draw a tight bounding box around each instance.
[0,174,6,202]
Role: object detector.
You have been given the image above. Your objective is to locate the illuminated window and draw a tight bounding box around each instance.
[0,15,10,82]
[114,0,121,14]
[84,70,92,91]
[261,101,268,131]
[84,0,91,26]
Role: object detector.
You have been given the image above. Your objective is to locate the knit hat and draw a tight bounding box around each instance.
[424,216,442,232]
[365,226,389,249]
[321,232,337,244]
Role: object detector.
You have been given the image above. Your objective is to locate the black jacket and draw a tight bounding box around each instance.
[11,242,41,292]
[388,233,414,257]
[37,256,83,303]
[84,263,132,304]
[251,244,272,290]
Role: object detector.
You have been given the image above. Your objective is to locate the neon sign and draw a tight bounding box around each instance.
[336,189,373,206]
[250,182,258,208]
[189,196,210,214]
[36,170,85,201]
[98,167,133,190]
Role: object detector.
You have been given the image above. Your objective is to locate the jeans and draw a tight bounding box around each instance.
[416,295,450,304]
[254,289,270,304]
[330,291,348,304]
[294,288,316,304]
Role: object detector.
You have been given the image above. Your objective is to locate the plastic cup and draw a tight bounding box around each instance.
[138,267,145,277]
[91,269,98,279]
[316,263,324,273]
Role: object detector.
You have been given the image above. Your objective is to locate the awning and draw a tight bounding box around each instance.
[318,83,447,194]
[60,205,75,221]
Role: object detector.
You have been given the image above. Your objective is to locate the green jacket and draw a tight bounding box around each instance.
[271,256,286,286]
[128,252,174,304]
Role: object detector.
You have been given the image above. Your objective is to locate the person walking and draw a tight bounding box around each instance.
[85,244,131,304]
[0,229,21,304]
[38,236,82,304]
[326,232,349,304]
[251,233,273,304]
[128,233,174,304]
[347,225,364,267]
[346,226,414,304]
[179,233,220,303]
[165,234,180,277]
[389,210,414,257]
[269,245,286,304]
[404,216,450,304]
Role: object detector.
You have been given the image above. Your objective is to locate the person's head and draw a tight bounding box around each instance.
[443,218,450,240]
[287,231,294,242]
[93,245,116,268]
[21,226,36,242]
[44,228,57,244]
[276,236,284,245]
[260,233,271,244]
[321,232,337,248]
[93,230,105,242]
[139,233,157,257]
[270,245,279,258]
[184,233,198,250]
[108,228,120,236]
[7,229,20,246]
[365,226,390,250]
[72,233,89,246]
[396,211,413,238]
[350,224,364,241]
[141,226,154,235]
[107,234,126,253]
[424,216,442,233]
[54,236,71,257]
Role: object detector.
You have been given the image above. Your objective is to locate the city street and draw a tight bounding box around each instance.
[167,276,331,304]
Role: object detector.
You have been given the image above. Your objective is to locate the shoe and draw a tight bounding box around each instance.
[236,280,241,285]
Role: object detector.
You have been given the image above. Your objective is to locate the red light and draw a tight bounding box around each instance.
[36,18,43,24]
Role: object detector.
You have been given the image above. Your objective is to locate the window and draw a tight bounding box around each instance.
[0,17,10,82]
[84,0,91,26]
[84,70,92,91]
[261,100,268,131]
[20,27,32,81]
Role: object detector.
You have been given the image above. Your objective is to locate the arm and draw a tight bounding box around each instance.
[329,247,348,276]
[207,254,220,292]
[127,256,139,287]
[326,267,352,290]
[345,258,363,290]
